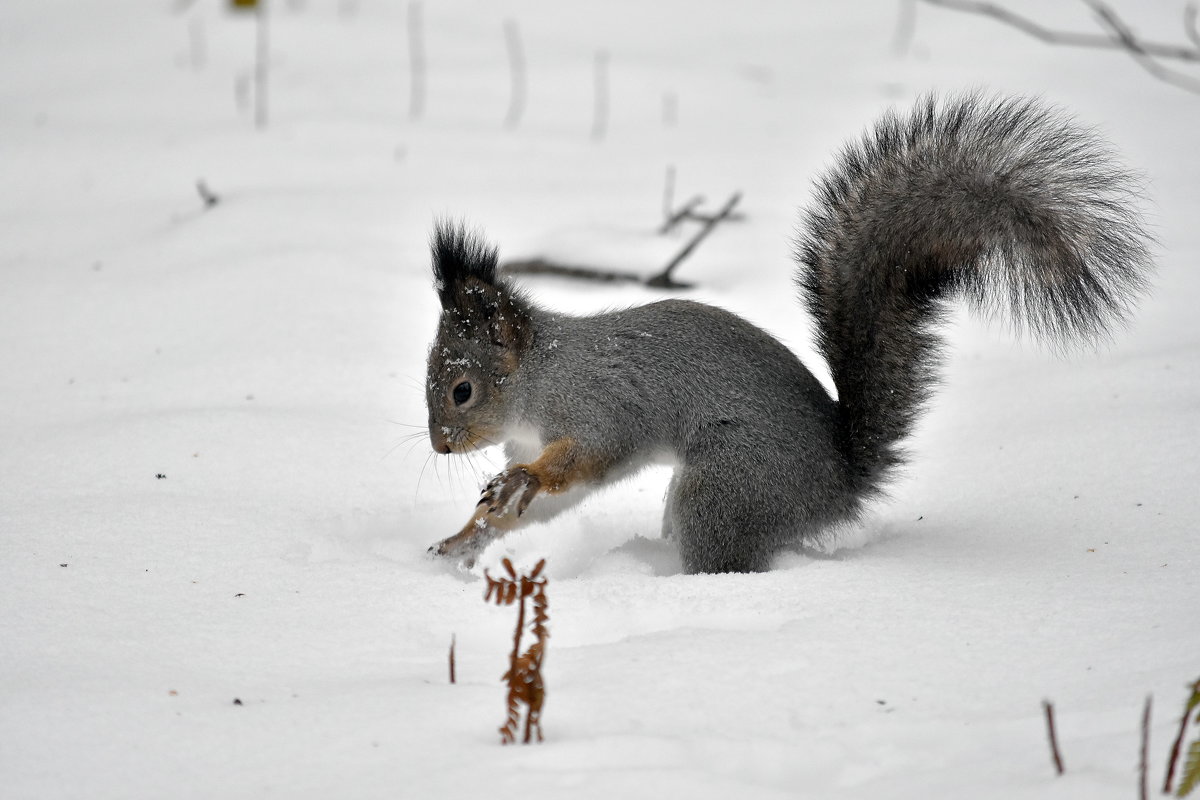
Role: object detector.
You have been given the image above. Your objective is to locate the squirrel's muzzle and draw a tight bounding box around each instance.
[429,426,451,454]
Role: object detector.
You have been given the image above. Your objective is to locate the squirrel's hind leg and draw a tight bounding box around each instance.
[669,460,785,574]
[669,434,851,573]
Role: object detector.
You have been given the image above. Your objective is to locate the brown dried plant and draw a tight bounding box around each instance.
[1166,677,1200,796]
[483,558,549,744]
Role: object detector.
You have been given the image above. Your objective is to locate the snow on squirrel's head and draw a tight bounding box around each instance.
[425,221,531,455]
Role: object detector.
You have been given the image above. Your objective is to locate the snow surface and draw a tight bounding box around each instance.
[1,1,1198,798]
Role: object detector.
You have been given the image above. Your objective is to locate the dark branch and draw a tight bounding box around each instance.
[502,258,643,284]
[1139,695,1151,800]
[920,0,1200,62]
[681,209,746,225]
[506,191,742,288]
[1042,700,1065,776]
[659,195,706,234]
[647,192,741,289]
[196,179,220,209]
[1084,0,1200,95]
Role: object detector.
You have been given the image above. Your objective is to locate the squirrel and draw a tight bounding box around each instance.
[423,93,1152,574]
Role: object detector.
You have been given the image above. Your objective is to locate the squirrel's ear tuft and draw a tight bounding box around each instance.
[430,220,499,308]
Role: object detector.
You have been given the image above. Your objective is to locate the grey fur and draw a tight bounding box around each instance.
[425,93,1152,574]
[796,93,1152,498]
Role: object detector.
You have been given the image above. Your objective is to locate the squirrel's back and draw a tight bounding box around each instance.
[514,298,840,451]
[795,93,1152,500]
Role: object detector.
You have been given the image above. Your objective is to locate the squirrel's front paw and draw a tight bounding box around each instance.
[428,467,541,568]
[476,467,541,524]
[428,522,491,569]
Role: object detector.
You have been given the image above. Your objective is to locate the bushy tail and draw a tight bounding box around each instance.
[795,93,1153,497]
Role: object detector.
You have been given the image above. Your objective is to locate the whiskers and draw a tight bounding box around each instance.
[415,449,438,502]
[398,373,427,396]
[446,431,503,492]
[382,420,429,462]
[384,419,503,505]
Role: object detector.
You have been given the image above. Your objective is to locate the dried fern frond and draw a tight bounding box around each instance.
[484,559,549,745]
[1179,739,1200,797]
[1167,678,1200,796]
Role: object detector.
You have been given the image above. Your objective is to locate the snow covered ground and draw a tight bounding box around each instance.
[1,1,1197,797]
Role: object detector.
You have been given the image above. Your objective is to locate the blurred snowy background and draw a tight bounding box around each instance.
[1,1,1197,798]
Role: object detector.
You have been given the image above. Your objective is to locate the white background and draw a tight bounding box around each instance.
[1,1,1197,797]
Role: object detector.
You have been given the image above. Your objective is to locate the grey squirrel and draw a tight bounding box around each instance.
[424,93,1152,574]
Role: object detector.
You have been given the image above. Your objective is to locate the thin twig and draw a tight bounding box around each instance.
[660,196,706,235]
[681,209,746,224]
[502,19,526,129]
[407,2,426,121]
[1043,700,1065,776]
[196,179,220,208]
[893,0,919,56]
[502,259,643,283]
[506,192,741,287]
[448,634,456,684]
[1140,695,1152,800]
[254,0,268,129]
[1085,0,1200,95]
[920,0,1200,62]
[648,192,741,288]
[660,165,721,233]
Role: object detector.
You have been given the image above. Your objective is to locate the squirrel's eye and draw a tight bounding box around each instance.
[452,381,473,406]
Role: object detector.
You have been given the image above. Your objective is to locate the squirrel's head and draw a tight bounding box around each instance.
[425,222,532,455]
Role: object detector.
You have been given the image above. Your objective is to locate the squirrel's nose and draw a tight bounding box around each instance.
[430,428,451,454]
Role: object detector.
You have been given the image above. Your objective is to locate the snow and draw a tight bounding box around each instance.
[1,1,1197,798]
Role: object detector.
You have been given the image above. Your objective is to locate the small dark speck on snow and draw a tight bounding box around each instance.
[233,698,243,706]
[156,474,166,480]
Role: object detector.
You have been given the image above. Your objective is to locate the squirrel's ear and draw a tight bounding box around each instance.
[487,292,533,353]
[458,278,531,354]
[430,221,499,309]
[430,221,532,357]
